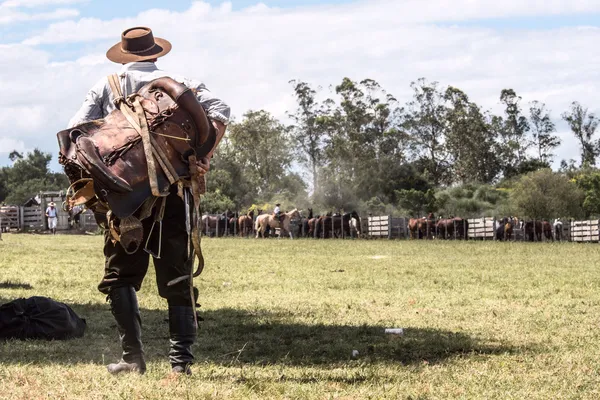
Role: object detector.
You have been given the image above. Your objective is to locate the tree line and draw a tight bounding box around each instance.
[1,76,600,219]
[205,77,600,219]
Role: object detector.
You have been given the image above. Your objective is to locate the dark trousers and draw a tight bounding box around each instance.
[97,189,193,307]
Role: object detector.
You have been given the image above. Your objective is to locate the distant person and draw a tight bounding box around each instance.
[45,202,58,235]
[273,203,282,221]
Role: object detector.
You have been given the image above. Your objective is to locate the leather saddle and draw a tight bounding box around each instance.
[57,77,216,219]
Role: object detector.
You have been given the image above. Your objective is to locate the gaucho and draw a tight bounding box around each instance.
[57,27,230,375]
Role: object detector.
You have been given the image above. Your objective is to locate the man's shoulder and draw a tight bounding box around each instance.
[87,75,111,96]
[152,69,201,89]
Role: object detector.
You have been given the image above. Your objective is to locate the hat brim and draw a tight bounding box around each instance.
[106,37,172,64]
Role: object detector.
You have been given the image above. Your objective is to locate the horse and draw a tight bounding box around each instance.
[523,220,543,242]
[201,211,235,237]
[301,208,313,238]
[307,213,321,238]
[223,211,239,236]
[237,210,255,237]
[408,213,436,239]
[315,212,359,239]
[348,211,362,237]
[313,212,334,239]
[437,217,468,240]
[553,218,563,241]
[495,217,516,241]
[255,209,301,239]
[542,220,553,241]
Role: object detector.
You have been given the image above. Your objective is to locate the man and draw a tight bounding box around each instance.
[68,27,230,376]
[273,203,281,221]
[45,202,58,235]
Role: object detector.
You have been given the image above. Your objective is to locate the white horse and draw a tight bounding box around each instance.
[553,218,564,241]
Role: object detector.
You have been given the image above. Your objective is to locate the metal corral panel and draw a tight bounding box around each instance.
[467,217,495,239]
[368,216,390,237]
[571,220,600,242]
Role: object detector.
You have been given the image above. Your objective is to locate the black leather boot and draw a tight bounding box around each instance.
[168,306,197,375]
[106,286,146,375]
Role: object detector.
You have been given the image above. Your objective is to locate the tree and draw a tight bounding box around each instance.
[288,81,326,193]
[0,149,69,205]
[317,77,408,208]
[510,169,584,219]
[529,101,560,163]
[227,110,296,201]
[402,78,449,185]
[561,102,599,167]
[444,86,501,184]
[497,89,530,177]
[395,188,438,216]
[572,171,600,218]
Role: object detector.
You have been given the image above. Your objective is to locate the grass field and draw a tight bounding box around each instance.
[1,234,600,399]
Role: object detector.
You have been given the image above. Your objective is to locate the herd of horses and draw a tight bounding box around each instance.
[200,208,362,239]
[494,217,564,242]
[201,208,566,241]
[407,214,469,239]
[407,214,564,242]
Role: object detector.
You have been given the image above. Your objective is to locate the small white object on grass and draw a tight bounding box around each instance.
[352,350,359,357]
[385,328,404,335]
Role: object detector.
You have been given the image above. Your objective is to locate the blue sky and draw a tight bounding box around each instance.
[2,0,600,173]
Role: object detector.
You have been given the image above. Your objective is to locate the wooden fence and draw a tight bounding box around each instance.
[0,206,20,231]
[21,206,45,229]
[368,216,390,238]
[467,217,495,239]
[570,220,600,242]
[0,205,97,232]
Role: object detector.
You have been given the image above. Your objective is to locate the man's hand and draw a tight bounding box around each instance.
[196,157,210,176]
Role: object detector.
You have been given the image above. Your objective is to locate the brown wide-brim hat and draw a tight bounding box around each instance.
[106,27,171,64]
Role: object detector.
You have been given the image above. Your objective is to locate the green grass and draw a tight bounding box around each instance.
[1,234,600,399]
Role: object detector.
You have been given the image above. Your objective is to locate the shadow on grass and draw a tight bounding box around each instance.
[0,297,525,368]
[0,281,33,290]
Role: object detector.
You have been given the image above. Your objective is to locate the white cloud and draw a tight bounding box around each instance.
[0,0,85,8]
[0,7,79,24]
[0,137,28,155]
[1,0,600,170]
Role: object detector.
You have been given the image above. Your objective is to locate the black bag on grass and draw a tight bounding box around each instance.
[0,296,86,340]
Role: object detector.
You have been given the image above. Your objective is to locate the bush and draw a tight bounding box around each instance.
[510,169,584,219]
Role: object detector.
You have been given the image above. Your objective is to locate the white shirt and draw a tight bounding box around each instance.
[68,61,231,128]
[46,207,58,218]
[274,206,280,214]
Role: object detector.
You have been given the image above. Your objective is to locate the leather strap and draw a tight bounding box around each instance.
[131,96,162,197]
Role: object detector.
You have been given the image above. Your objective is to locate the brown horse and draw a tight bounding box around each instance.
[315,211,360,239]
[237,210,255,237]
[523,220,543,242]
[301,208,313,237]
[542,220,553,241]
[307,214,320,238]
[255,209,301,239]
[408,213,436,239]
[436,217,468,240]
